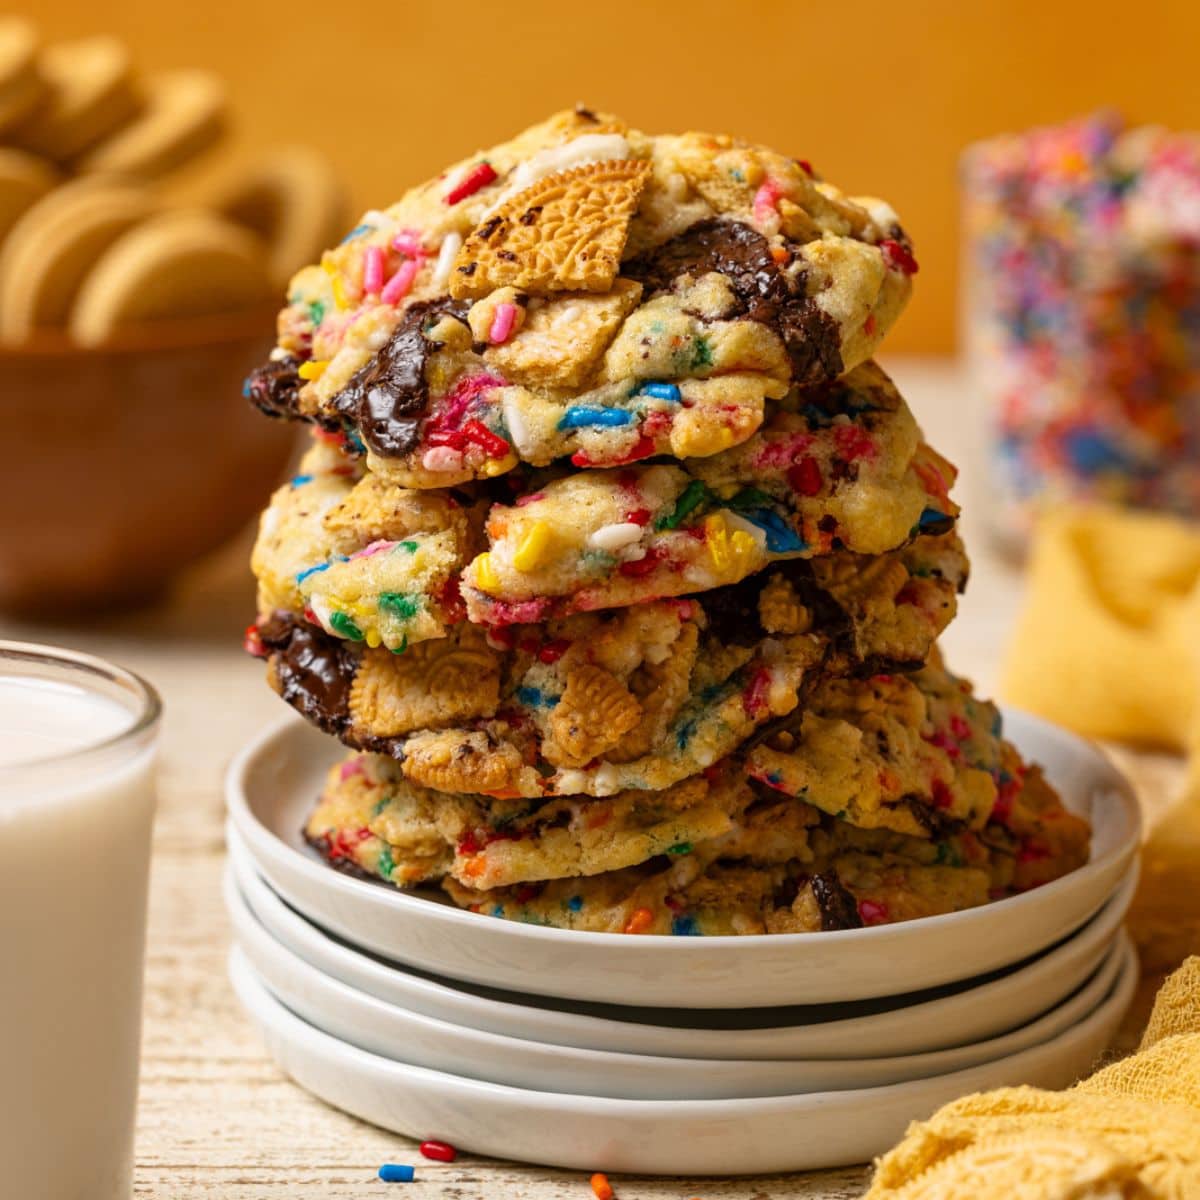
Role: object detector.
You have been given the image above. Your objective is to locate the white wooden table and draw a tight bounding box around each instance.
[1,360,1172,1198]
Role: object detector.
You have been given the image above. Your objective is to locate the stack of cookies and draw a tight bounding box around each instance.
[244,108,1090,936]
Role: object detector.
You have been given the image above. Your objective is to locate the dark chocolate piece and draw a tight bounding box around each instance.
[257,612,356,736]
[624,218,844,383]
[330,298,470,457]
[244,356,304,421]
[809,871,863,931]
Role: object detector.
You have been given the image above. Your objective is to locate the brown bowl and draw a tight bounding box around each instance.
[0,309,295,615]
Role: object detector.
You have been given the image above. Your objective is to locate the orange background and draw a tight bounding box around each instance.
[30,0,1200,352]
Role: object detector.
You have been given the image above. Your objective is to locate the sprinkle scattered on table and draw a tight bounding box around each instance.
[378,1162,415,1182]
[590,1172,614,1200]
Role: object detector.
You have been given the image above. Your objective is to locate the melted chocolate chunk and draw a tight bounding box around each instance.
[244,356,305,421]
[624,218,844,383]
[257,612,357,736]
[904,795,965,840]
[330,298,470,457]
[697,559,849,649]
[809,871,863,931]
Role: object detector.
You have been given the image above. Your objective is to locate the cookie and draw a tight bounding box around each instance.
[212,145,348,291]
[0,147,57,248]
[461,433,957,627]
[9,35,138,161]
[442,853,991,936]
[747,663,1094,874]
[69,210,271,345]
[249,447,480,651]
[74,69,225,178]
[245,287,787,488]
[259,593,825,798]
[309,730,1085,928]
[0,179,159,340]
[253,529,964,796]
[304,755,748,890]
[442,763,1085,936]
[0,18,44,134]
[247,109,916,469]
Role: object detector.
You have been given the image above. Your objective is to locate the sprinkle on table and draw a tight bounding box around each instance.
[377,1162,415,1182]
[418,1139,457,1162]
[590,1172,614,1200]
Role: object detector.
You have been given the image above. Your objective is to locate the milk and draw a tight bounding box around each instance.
[0,669,159,1200]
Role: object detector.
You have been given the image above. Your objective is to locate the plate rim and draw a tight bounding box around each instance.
[226,826,1138,1042]
[229,933,1138,1113]
[226,856,1132,1088]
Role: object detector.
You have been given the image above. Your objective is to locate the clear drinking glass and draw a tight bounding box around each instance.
[0,641,161,1200]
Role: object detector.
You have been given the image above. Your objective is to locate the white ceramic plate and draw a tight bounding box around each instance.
[230,941,1136,1174]
[227,863,1131,1100]
[229,834,1137,1060]
[226,713,1141,1008]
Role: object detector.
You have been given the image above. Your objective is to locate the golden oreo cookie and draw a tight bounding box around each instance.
[69,210,270,345]
[10,35,139,161]
[0,18,44,134]
[75,69,226,179]
[0,147,58,245]
[0,179,158,341]
[211,145,347,291]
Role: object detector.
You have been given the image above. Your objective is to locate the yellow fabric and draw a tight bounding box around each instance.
[1000,505,1200,971]
[865,959,1200,1198]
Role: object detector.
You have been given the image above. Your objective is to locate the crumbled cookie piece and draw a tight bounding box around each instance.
[545,664,642,768]
[348,627,500,737]
[450,159,652,298]
[484,278,642,388]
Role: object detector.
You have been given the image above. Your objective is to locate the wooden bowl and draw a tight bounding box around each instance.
[0,310,295,614]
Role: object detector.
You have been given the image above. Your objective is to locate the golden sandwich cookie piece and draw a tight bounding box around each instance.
[0,17,44,134]
[0,178,159,341]
[212,145,347,291]
[9,35,140,162]
[0,147,58,245]
[68,209,271,345]
[75,69,226,179]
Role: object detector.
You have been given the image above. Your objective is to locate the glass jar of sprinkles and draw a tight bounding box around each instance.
[961,112,1200,552]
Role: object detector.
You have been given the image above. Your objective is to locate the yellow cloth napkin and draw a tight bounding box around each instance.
[1000,505,1200,971]
[864,958,1200,1198]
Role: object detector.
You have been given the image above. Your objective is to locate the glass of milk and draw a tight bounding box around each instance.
[0,640,161,1200]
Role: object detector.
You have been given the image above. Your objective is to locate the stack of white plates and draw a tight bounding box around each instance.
[225,711,1141,1174]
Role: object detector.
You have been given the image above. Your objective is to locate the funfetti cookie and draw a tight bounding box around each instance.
[0,179,159,341]
[441,765,1087,936]
[459,432,958,627]
[246,108,918,477]
[212,145,348,292]
[441,853,993,936]
[251,530,965,797]
[304,754,750,890]
[69,210,270,345]
[74,69,225,179]
[746,662,1093,878]
[0,147,57,247]
[249,450,481,652]
[9,35,139,162]
[0,18,45,134]
[258,592,825,799]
